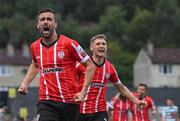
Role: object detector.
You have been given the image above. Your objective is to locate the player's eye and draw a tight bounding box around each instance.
[96,42,100,45]
[40,17,45,21]
[47,17,53,21]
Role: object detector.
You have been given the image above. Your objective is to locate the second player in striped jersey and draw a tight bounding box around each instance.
[76,34,145,121]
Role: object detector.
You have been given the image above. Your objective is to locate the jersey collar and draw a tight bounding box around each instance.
[40,34,60,48]
[91,56,105,67]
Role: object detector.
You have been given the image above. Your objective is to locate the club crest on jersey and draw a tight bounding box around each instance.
[58,51,64,59]
[105,73,110,79]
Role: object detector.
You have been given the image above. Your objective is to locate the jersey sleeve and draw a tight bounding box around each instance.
[161,107,166,116]
[109,64,122,84]
[69,40,89,63]
[76,62,85,79]
[148,97,156,110]
[30,44,37,64]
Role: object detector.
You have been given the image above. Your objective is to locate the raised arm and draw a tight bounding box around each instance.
[114,83,140,105]
[18,63,38,95]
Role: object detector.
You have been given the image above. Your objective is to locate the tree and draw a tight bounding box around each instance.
[99,6,128,43]
[127,9,154,52]
[0,19,10,48]
[152,0,180,47]
[8,13,35,48]
[107,40,136,85]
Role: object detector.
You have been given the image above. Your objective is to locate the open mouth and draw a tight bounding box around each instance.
[98,49,105,52]
[43,27,50,32]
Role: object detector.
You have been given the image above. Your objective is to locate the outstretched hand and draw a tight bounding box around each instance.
[73,92,86,103]
[18,84,28,95]
[137,100,147,109]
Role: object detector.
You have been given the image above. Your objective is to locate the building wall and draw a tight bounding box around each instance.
[133,50,153,87]
[151,64,180,87]
[0,65,39,87]
[134,50,180,87]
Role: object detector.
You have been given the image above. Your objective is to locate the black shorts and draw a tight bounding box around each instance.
[77,111,108,121]
[37,100,79,121]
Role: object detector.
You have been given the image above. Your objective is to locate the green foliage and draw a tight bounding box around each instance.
[152,0,180,47]
[0,19,10,48]
[8,13,35,48]
[107,40,136,85]
[127,9,154,51]
[74,0,111,22]
[60,16,100,49]
[99,6,127,41]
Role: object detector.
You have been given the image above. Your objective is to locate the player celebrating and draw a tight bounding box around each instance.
[76,34,145,121]
[130,83,157,121]
[109,93,131,121]
[18,8,95,121]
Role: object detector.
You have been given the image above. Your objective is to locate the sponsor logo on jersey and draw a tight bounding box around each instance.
[43,67,63,74]
[90,82,104,88]
[58,51,65,59]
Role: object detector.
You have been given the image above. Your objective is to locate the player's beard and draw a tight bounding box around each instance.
[40,28,54,39]
[138,94,145,100]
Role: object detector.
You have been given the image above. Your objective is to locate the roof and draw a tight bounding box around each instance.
[0,49,31,65]
[147,48,180,64]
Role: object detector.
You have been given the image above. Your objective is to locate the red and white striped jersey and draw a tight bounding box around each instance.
[76,58,121,114]
[110,97,131,121]
[30,34,89,103]
[130,93,156,121]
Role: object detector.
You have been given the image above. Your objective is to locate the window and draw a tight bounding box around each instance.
[159,64,172,74]
[0,65,13,76]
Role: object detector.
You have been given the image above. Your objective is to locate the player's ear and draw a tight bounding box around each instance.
[55,22,57,29]
[37,24,39,29]
[90,45,93,51]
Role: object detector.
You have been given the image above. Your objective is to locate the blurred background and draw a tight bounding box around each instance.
[0,0,180,120]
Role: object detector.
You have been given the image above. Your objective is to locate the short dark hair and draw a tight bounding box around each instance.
[138,83,148,90]
[90,34,107,44]
[37,8,56,21]
[166,97,174,101]
[38,8,55,15]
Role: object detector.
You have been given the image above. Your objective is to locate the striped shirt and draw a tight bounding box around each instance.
[30,34,89,103]
[162,106,178,121]
[130,93,156,121]
[110,97,131,121]
[76,58,121,114]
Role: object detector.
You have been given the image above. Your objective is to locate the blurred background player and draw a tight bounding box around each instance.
[108,93,131,121]
[76,34,145,121]
[130,83,157,121]
[0,106,9,121]
[0,106,5,121]
[161,97,179,121]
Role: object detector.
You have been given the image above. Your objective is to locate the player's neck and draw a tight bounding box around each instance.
[42,32,58,46]
[92,55,104,65]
